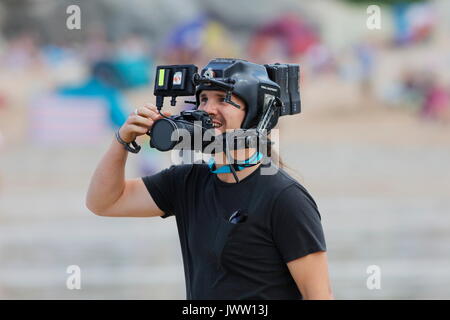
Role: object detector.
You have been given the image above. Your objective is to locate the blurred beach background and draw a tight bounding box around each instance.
[0,0,449,299]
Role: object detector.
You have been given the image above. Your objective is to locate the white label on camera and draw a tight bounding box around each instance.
[173,72,182,85]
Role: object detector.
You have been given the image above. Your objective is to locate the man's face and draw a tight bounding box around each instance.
[197,90,247,135]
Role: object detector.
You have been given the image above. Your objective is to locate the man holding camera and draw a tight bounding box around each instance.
[86,59,333,300]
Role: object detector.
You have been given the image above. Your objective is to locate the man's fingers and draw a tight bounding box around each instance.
[121,105,174,142]
[129,124,150,135]
[142,103,158,114]
[128,115,153,128]
[134,107,155,120]
[136,104,172,121]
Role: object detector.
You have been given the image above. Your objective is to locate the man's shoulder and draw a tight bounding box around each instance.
[258,163,317,205]
[258,163,299,190]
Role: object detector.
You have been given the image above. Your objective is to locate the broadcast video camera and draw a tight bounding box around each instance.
[148,58,301,154]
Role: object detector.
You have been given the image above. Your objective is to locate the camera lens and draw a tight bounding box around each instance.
[149,110,215,152]
[149,118,180,151]
[150,117,199,151]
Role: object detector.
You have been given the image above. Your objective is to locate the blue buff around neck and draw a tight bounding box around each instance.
[208,152,264,174]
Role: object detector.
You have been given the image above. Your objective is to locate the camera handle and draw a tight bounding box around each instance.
[257,96,282,133]
[238,96,282,151]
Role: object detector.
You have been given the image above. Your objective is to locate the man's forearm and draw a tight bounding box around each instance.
[85,137,129,213]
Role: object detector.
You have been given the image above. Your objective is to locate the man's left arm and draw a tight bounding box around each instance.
[287,251,334,300]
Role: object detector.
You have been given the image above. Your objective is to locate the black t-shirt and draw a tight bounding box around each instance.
[142,161,327,300]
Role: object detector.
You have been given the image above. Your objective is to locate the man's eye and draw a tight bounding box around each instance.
[200,97,226,104]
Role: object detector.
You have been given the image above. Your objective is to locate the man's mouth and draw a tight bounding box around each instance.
[212,121,223,129]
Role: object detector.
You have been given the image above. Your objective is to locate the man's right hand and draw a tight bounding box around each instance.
[118,103,172,143]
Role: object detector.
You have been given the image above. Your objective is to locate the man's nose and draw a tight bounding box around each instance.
[201,100,218,115]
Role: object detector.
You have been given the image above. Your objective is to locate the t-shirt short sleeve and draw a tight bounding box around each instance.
[142,165,188,219]
[271,184,327,263]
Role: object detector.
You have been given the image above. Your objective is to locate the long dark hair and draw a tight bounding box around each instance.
[266,140,303,182]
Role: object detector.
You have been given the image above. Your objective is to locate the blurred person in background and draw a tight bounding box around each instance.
[0,32,42,71]
[248,13,319,64]
[85,59,333,300]
[161,14,239,67]
[57,61,128,129]
[83,27,112,64]
[114,33,153,89]
[400,70,450,124]
[421,76,450,124]
[354,42,376,97]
